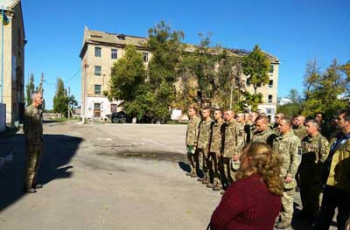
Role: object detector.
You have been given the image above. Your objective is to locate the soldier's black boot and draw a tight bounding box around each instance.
[33,184,43,189]
[23,187,36,193]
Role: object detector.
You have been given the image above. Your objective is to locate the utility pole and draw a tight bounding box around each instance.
[67,86,70,119]
[38,73,45,111]
[38,73,44,94]
[82,60,89,123]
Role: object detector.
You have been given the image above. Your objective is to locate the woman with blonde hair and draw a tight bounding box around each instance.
[209,142,283,230]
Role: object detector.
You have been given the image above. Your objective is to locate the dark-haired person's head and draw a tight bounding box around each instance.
[335,109,350,132]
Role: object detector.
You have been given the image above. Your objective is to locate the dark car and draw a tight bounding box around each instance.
[111,111,127,123]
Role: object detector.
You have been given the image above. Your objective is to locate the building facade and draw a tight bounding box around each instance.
[80,27,279,120]
[79,27,151,119]
[0,0,26,126]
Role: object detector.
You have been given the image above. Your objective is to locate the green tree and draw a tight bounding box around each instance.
[25,73,35,106]
[178,33,219,108]
[147,21,184,119]
[341,60,350,97]
[277,89,302,117]
[109,45,147,101]
[68,95,78,113]
[301,59,348,117]
[241,45,270,94]
[53,78,68,117]
[215,49,242,110]
[108,45,148,119]
[242,92,263,112]
[303,59,321,101]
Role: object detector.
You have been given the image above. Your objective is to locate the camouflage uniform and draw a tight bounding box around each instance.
[235,122,246,154]
[293,125,308,140]
[244,122,256,144]
[209,118,225,189]
[299,133,329,219]
[186,115,201,176]
[273,131,301,224]
[220,119,241,187]
[23,104,44,189]
[251,127,277,147]
[196,118,214,182]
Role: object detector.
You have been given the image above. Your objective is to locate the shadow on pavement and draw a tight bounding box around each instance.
[178,161,191,173]
[0,134,83,212]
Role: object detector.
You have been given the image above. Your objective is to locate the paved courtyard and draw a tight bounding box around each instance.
[0,120,337,230]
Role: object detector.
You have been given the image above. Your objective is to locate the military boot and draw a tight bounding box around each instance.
[190,172,197,177]
[275,220,291,229]
[23,187,36,193]
[212,180,223,191]
[202,176,210,184]
[206,183,214,188]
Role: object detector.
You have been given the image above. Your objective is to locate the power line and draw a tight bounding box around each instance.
[65,67,82,83]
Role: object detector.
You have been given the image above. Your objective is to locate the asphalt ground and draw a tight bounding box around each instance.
[0,120,338,230]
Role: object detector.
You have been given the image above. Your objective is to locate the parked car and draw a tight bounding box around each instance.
[111,111,127,123]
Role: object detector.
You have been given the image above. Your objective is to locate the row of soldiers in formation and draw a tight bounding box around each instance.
[185,106,332,229]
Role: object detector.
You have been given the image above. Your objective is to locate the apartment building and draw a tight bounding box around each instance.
[79,27,279,120]
[0,0,26,126]
[79,27,151,119]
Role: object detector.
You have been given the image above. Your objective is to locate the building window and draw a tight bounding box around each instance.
[111,49,118,59]
[269,80,273,88]
[268,95,273,103]
[95,47,101,57]
[143,52,149,62]
[269,65,274,73]
[94,85,101,95]
[94,66,101,76]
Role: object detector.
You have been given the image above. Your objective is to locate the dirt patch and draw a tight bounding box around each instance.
[96,149,187,163]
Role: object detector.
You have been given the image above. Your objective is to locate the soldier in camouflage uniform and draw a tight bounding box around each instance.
[207,109,225,191]
[252,115,277,147]
[234,112,247,170]
[273,118,301,229]
[293,115,308,140]
[245,111,259,143]
[273,113,285,134]
[299,119,329,221]
[185,105,201,177]
[23,91,44,193]
[220,110,241,189]
[196,106,214,184]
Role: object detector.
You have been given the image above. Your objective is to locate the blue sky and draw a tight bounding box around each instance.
[21,0,350,109]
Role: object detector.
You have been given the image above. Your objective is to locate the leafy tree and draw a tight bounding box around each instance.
[25,73,35,106]
[178,33,219,108]
[242,92,263,111]
[303,58,321,101]
[107,45,148,119]
[68,95,78,113]
[147,21,184,119]
[53,78,68,117]
[301,59,348,118]
[109,45,147,101]
[215,49,243,110]
[241,45,270,94]
[277,89,303,117]
[341,61,350,97]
